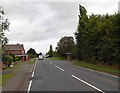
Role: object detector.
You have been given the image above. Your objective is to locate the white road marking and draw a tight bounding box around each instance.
[49,62,53,65]
[31,72,34,77]
[71,75,105,93]
[30,65,34,73]
[55,65,64,72]
[27,60,37,93]
[27,80,32,93]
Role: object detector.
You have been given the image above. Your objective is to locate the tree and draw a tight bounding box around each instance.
[75,4,120,66]
[0,6,10,63]
[57,36,75,58]
[75,4,88,60]
[47,45,53,57]
[27,48,37,58]
[37,52,42,57]
[0,6,10,46]
[39,52,42,55]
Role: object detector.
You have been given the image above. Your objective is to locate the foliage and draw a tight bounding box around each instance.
[28,58,35,64]
[0,6,10,45]
[57,36,75,58]
[53,51,57,57]
[2,56,8,62]
[49,57,65,60]
[2,73,14,85]
[27,48,37,58]
[7,55,13,67]
[73,60,119,76]
[2,55,14,67]
[39,52,42,55]
[15,56,19,61]
[75,4,120,66]
[0,6,10,64]
[47,45,53,57]
[28,53,34,58]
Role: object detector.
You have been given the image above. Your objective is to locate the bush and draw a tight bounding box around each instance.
[7,56,13,67]
[8,56,13,62]
[2,56,8,62]
[15,56,19,62]
[28,53,34,58]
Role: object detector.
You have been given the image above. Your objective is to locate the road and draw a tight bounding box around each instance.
[28,59,119,92]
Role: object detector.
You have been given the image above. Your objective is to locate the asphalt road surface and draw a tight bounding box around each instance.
[28,59,119,92]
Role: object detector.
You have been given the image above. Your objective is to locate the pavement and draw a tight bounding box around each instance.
[28,59,120,92]
[2,61,34,92]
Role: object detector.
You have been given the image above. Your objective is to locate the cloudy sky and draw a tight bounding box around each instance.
[1,0,120,54]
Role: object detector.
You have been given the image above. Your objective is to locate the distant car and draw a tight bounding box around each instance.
[38,55,43,60]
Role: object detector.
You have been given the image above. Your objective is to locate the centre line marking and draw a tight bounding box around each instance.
[49,62,53,65]
[71,75,105,93]
[55,65,64,72]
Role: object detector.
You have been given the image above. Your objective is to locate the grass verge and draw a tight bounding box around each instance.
[73,60,119,76]
[2,73,15,85]
[28,58,36,64]
[0,74,2,85]
[2,61,24,85]
[48,57,66,60]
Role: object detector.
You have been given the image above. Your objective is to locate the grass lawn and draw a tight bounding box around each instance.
[2,61,24,85]
[49,57,66,60]
[73,60,119,76]
[0,74,2,85]
[2,73,15,85]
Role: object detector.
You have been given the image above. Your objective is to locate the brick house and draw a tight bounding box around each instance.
[3,43,28,61]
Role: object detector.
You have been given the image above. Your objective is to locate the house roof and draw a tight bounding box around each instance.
[4,44,25,51]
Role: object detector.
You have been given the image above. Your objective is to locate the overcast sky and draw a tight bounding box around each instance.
[1,0,120,54]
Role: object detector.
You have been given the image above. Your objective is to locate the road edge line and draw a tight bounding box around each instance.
[30,65,34,73]
[27,60,37,93]
[71,75,105,93]
[27,80,32,93]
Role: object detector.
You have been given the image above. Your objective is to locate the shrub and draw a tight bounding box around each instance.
[15,56,19,62]
[7,56,13,67]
